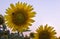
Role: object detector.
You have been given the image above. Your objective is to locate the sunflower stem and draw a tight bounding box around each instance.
[17,31,20,36]
[20,32,24,37]
[2,23,7,31]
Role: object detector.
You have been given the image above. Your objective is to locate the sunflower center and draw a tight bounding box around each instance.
[12,12,27,25]
[39,31,50,39]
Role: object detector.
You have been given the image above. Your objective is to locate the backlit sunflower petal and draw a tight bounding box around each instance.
[5,15,10,21]
[48,26,54,32]
[10,4,15,9]
[28,19,35,23]
[51,30,56,35]
[37,25,43,32]
[25,5,33,11]
[6,22,13,28]
[39,25,43,30]
[16,2,20,8]
[44,24,48,30]
[27,23,32,26]
[6,8,12,14]
[23,3,27,7]
[27,5,32,9]
[29,12,36,17]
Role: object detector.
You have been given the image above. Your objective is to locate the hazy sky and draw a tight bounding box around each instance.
[0,0,60,37]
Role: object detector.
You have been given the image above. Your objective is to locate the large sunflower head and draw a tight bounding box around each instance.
[5,2,36,32]
[34,24,56,39]
[0,14,4,25]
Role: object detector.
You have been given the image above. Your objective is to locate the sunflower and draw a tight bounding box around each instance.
[0,14,4,25]
[5,2,36,32]
[34,24,56,39]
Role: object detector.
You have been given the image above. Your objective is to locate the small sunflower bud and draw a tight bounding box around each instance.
[0,14,4,25]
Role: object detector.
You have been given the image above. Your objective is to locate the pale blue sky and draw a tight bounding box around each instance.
[0,0,60,37]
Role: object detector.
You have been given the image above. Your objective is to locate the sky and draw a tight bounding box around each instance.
[0,0,60,37]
